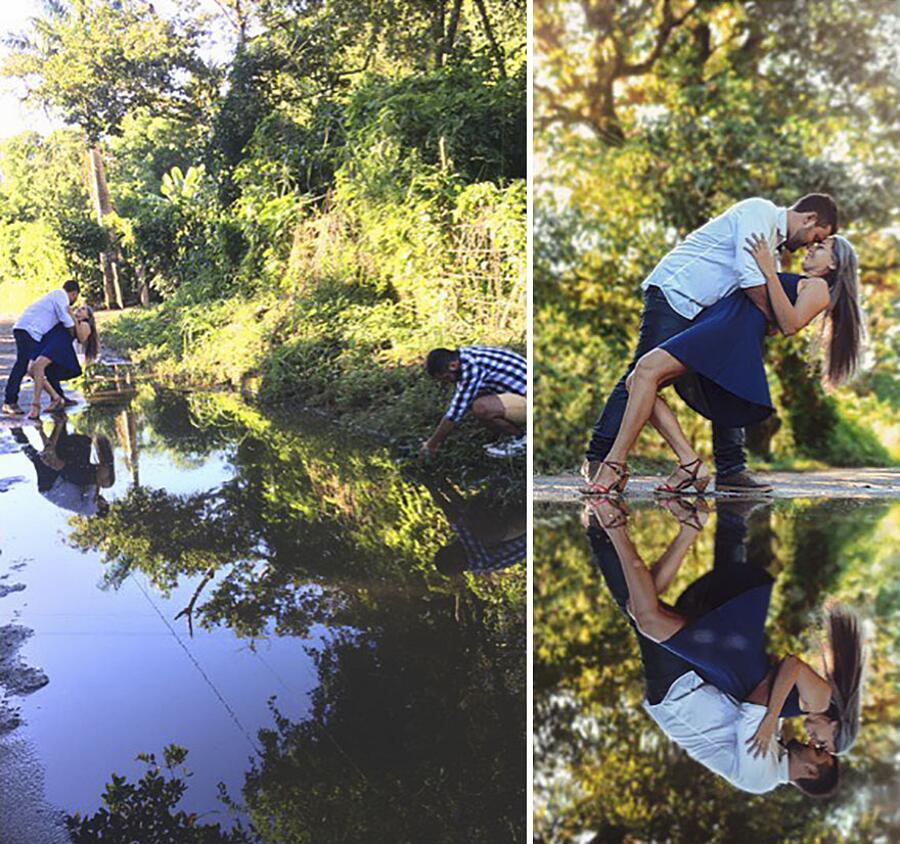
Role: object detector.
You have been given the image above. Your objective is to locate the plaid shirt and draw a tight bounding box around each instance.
[444,346,527,423]
[452,523,526,573]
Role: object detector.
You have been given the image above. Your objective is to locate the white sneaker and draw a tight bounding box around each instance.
[485,435,526,458]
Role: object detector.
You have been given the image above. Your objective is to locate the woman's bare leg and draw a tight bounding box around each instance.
[648,395,712,489]
[593,349,689,489]
[603,519,688,642]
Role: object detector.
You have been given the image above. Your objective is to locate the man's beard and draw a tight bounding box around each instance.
[784,231,807,252]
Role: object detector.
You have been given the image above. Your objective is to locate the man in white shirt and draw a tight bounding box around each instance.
[586,510,840,797]
[584,194,839,494]
[3,281,80,416]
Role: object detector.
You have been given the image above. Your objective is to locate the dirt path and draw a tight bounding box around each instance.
[0,318,84,428]
[535,468,900,502]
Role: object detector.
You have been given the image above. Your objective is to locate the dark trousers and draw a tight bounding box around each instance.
[585,287,746,476]
[4,329,65,405]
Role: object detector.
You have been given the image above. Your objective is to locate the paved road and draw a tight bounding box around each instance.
[535,468,900,502]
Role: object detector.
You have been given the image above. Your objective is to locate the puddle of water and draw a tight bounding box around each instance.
[534,498,900,842]
[0,384,526,842]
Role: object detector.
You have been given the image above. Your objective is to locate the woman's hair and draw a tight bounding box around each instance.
[80,306,100,364]
[824,605,865,755]
[820,235,865,385]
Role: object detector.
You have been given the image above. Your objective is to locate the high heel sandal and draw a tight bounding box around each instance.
[27,402,41,421]
[581,459,630,497]
[654,457,711,496]
[662,497,709,531]
[46,397,65,415]
[585,496,630,529]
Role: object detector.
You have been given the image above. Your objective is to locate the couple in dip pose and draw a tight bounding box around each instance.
[587,496,864,798]
[2,280,100,420]
[582,193,863,496]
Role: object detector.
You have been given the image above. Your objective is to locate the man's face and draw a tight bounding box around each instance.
[66,290,79,305]
[786,213,833,252]
[796,741,834,779]
[433,360,461,384]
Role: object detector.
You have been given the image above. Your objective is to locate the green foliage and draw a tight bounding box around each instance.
[534,0,900,472]
[534,500,900,842]
[0,3,524,469]
[67,746,251,843]
[67,390,526,841]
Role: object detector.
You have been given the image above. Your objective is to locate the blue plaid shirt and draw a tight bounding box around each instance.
[444,346,527,423]
[452,523,526,573]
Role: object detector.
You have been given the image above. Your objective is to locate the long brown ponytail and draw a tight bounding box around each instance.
[825,605,865,755]
[822,235,864,385]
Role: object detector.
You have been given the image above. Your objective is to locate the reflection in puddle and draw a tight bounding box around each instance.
[0,384,525,842]
[535,498,900,842]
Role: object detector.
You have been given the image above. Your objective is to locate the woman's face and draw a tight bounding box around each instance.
[804,712,838,753]
[801,237,836,277]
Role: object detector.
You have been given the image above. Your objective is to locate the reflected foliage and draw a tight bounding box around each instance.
[67,746,252,844]
[534,501,900,842]
[67,389,526,841]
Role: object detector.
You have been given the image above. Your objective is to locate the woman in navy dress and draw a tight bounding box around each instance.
[585,234,865,495]
[27,305,100,419]
[593,496,865,759]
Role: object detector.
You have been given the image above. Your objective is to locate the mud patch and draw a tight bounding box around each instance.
[0,625,50,734]
[0,475,25,493]
[0,583,26,598]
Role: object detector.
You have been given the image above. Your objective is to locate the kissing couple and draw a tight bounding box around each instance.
[581,193,863,496]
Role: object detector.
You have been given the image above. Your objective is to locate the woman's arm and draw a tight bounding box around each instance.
[746,654,832,757]
[744,235,830,335]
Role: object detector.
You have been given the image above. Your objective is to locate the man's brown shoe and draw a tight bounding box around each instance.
[2,403,24,416]
[715,470,773,494]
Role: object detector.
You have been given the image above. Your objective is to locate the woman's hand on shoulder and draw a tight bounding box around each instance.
[744,233,778,279]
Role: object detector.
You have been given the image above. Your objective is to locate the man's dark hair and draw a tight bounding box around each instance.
[426,348,460,377]
[793,193,839,233]
[795,754,840,799]
[63,280,80,295]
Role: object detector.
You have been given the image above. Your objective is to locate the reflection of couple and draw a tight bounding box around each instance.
[2,281,100,420]
[10,417,114,516]
[585,498,864,796]
[582,194,863,495]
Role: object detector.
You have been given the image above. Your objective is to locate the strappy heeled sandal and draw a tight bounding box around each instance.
[654,457,710,496]
[581,459,630,497]
[27,402,42,421]
[46,397,65,415]
[585,496,630,529]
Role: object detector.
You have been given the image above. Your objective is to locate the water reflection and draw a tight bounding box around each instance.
[1,384,525,842]
[534,499,900,842]
[424,477,526,575]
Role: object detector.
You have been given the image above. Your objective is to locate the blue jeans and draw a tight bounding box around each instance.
[4,328,66,405]
[585,287,746,477]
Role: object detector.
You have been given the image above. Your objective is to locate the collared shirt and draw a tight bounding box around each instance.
[642,198,787,319]
[42,476,100,516]
[14,290,75,341]
[450,522,526,573]
[444,346,527,423]
[643,671,790,794]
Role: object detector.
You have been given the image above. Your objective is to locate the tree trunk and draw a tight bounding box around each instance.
[472,0,506,78]
[136,261,150,306]
[87,146,125,309]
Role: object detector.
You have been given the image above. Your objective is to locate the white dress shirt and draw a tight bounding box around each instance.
[14,289,75,341]
[643,670,790,794]
[642,198,787,319]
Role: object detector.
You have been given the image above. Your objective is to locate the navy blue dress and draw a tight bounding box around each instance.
[662,580,804,717]
[32,322,82,381]
[659,274,802,428]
